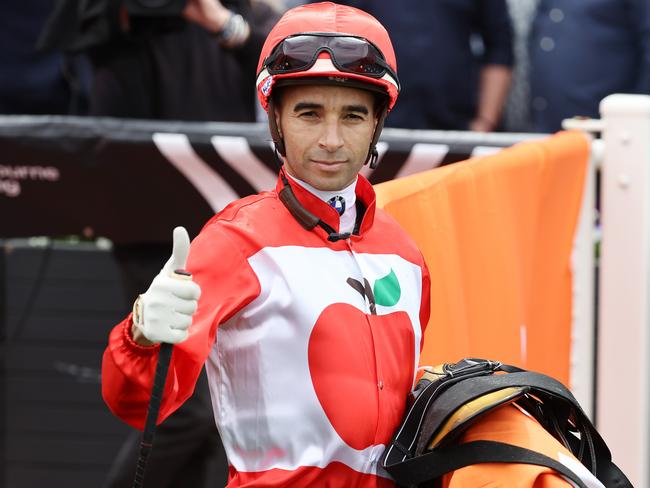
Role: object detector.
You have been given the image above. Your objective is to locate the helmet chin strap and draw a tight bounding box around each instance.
[367,100,389,169]
[277,169,360,242]
[267,96,389,169]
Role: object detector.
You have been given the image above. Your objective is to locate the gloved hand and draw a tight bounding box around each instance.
[132,226,202,345]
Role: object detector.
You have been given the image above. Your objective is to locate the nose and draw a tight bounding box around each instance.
[318,117,344,153]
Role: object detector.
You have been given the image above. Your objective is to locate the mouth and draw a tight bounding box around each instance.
[311,160,347,171]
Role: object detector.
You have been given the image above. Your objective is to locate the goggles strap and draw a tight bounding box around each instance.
[266,35,397,84]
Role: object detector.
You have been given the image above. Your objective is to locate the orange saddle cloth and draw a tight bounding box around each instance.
[442,404,603,487]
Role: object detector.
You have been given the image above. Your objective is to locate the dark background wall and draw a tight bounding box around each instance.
[1,239,132,487]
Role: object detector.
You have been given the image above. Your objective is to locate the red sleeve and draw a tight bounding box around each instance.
[101,221,261,430]
[419,252,431,352]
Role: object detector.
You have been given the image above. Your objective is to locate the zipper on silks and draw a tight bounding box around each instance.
[345,236,385,460]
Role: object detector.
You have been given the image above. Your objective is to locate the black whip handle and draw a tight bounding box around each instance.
[132,342,173,488]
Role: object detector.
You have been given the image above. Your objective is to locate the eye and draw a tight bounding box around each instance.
[345,113,364,121]
[298,110,318,119]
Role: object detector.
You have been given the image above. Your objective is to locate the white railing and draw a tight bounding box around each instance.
[567,94,650,488]
[564,130,599,422]
[598,94,650,488]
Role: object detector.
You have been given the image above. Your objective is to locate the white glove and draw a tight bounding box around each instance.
[132,226,202,344]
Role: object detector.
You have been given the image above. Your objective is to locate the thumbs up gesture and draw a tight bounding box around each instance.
[132,227,202,345]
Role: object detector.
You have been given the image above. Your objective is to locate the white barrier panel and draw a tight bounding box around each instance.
[598,94,650,488]
[568,135,599,421]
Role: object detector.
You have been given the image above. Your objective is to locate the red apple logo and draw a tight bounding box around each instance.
[308,271,415,450]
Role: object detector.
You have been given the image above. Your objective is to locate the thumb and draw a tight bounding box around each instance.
[170,226,191,272]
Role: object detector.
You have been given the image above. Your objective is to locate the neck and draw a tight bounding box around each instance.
[286,172,358,234]
[286,174,358,202]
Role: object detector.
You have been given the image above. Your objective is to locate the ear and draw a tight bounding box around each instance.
[371,98,382,131]
[268,96,287,157]
[274,105,283,138]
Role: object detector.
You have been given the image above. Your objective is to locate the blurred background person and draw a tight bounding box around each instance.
[87,0,279,121]
[502,0,538,133]
[1,0,90,115]
[311,0,514,132]
[529,0,650,133]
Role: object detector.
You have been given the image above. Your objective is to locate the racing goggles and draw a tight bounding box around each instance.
[264,33,399,88]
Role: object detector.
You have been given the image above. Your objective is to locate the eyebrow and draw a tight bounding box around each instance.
[292,102,370,115]
[293,102,322,112]
[344,104,369,115]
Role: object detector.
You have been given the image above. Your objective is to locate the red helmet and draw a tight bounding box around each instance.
[256,2,400,113]
[256,2,399,167]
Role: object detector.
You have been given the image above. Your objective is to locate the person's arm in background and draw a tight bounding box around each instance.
[469,0,514,132]
[183,0,279,71]
[183,0,246,46]
[470,65,513,132]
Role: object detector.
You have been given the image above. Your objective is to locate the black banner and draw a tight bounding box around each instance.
[0,116,542,243]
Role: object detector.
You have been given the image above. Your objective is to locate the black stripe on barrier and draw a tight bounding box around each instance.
[367,143,412,184]
[189,139,258,198]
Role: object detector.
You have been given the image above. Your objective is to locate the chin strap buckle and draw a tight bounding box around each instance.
[368,147,380,169]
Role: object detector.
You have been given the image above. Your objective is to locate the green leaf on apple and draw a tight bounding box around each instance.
[373,269,401,307]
